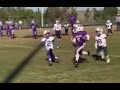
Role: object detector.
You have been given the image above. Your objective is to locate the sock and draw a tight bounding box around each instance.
[100,51,105,59]
[75,54,79,62]
[48,58,52,62]
[82,51,88,55]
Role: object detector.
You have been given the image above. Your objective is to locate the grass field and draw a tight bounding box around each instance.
[0,25,120,83]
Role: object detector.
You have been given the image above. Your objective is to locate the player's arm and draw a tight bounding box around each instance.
[52,37,59,48]
[41,38,46,46]
[95,36,98,49]
[53,24,56,31]
[36,25,40,28]
[103,34,107,39]
[111,23,112,29]
[95,41,98,49]
[59,25,62,30]
[30,24,32,30]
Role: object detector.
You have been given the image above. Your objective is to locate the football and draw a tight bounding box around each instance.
[83,34,90,41]
[83,36,88,41]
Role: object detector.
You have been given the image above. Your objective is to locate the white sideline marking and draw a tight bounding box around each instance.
[0,44,33,49]
[0,44,120,58]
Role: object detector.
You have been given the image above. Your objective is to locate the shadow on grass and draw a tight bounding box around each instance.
[2,43,43,83]
[22,35,43,38]
[72,57,89,63]
[22,33,69,38]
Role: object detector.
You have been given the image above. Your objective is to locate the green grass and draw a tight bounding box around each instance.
[0,25,120,83]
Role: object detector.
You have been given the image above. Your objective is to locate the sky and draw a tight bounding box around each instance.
[26,7,104,11]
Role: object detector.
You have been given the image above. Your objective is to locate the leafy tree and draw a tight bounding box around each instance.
[84,8,90,21]
[102,7,118,20]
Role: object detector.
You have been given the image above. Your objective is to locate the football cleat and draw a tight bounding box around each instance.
[87,51,91,56]
[55,57,59,63]
[106,58,110,63]
[74,61,79,68]
[48,61,52,66]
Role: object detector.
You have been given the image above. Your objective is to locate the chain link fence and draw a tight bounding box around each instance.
[13,16,117,29]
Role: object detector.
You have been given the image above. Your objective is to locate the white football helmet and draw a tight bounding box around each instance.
[6,21,9,24]
[107,20,110,23]
[73,24,78,33]
[43,30,50,35]
[77,25,84,31]
[96,27,103,34]
[56,20,59,24]
[31,20,34,23]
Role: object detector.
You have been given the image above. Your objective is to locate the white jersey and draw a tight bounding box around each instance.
[77,24,83,31]
[53,24,61,31]
[64,24,69,29]
[106,22,112,29]
[95,34,107,47]
[41,36,54,50]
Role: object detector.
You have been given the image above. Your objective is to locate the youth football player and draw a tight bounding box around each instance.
[30,21,40,39]
[8,21,15,38]
[41,30,59,66]
[95,27,110,63]
[64,22,69,35]
[53,21,61,40]
[71,24,90,67]
[106,20,113,35]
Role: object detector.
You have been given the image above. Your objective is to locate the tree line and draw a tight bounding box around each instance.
[0,7,118,26]
[85,7,118,24]
[0,7,78,26]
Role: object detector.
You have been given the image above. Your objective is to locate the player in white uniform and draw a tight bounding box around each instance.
[95,27,110,63]
[106,20,112,35]
[18,20,23,30]
[64,22,69,35]
[53,21,61,40]
[41,30,59,66]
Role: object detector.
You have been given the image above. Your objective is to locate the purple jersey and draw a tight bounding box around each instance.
[0,25,3,30]
[8,24,14,30]
[74,31,87,46]
[5,24,9,30]
[69,16,76,25]
[30,23,38,31]
[12,23,15,29]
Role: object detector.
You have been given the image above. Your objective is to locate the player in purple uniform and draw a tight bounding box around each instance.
[30,21,40,39]
[0,21,3,37]
[71,25,90,67]
[69,16,76,36]
[8,21,15,39]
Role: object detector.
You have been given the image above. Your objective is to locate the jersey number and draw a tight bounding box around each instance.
[76,37,80,41]
[47,41,51,46]
[32,26,35,29]
[9,26,12,29]
[98,39,102,44]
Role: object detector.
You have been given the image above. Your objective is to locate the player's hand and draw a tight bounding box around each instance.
[83,43,86,46]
